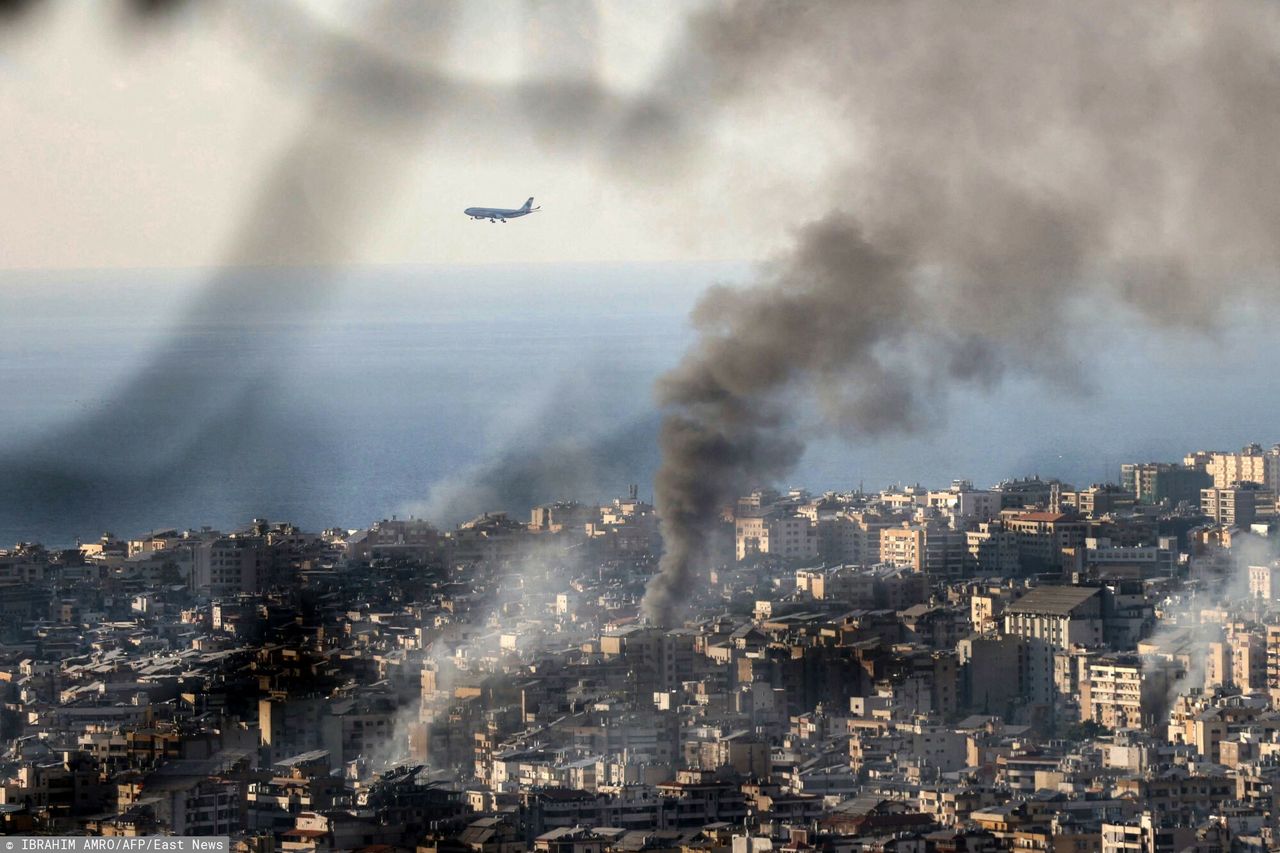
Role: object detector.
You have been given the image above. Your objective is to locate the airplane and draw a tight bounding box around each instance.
[464,197,540,222]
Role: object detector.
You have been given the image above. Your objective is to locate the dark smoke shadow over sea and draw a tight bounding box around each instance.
[0,1,698,540]
[0,369,332,541]
[0,0,440,538]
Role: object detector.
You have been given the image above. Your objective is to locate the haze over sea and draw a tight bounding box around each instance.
[1,263,1277,547]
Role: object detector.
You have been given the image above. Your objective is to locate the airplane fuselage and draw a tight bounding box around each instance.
[464,207,531,220]
[464,198,539,222]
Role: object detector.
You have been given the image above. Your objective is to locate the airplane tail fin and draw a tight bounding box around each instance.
[523,197,535,212]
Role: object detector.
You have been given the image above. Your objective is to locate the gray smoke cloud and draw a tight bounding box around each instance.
[641,0,1280,625]
[1144,534,1280,714]
[410,413,661,527]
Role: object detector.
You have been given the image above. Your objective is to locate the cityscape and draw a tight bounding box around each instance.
[7,2,1280,853]
[4,444,1280,851]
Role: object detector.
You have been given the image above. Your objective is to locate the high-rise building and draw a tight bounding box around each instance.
[1080,654,1181,730]
[1232,630,1268,693]
[735,510,818,561]
[1120,462,1211,506]
[1188,444,1280,490]
[1265,624,1280,706]
[966,521,1021,576]
[192,535,268,596]
[1249,563,1280,601]
[1057,484,1136,517]
[1206,628,1267,693]
[814,511,892,566]
[1002,585,1103,650]
[1002,585,1103,706]
[1201,483,1276,527]
[880,521,967,576]
[1000,510,1087,572]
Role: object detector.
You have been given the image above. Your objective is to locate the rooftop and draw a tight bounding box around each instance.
[1005,585,1099,616]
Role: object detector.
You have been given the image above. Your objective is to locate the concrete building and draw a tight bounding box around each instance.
[192,535,268,596]
[966,522,1021,576]
[1002,586,1103,650]
[1230,630,1268,693]
[815,511,892,566]
[1057,485,1135,518]
[530,502,598,534]
[1003,586,1103,705]
[1201,484,1276,527]
[1080,539,1176,580]
[599,626,695,693]
[1101,813,1195,853]
[993,478,1067,509]
[926,481,999,522]
[1265,624,1280,703]
[957,635,1030,716]
[880,521,967,577]
[1121,462,1211,507]
[346,518,443,562]
[1079,655,1181,731]
[1248,563,1280,602]
[1191,445,1280,490]
[1001,511,1087,572]
[735,510,818,561]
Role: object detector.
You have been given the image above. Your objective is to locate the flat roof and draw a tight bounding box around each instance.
[1005,585,1099,616]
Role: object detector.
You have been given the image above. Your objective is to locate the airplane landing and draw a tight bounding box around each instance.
[463,197,540,223]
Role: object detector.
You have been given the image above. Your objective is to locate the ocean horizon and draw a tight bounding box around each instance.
[2,262,1278,547]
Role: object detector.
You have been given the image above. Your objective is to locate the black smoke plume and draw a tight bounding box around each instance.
[642,1,1280,625]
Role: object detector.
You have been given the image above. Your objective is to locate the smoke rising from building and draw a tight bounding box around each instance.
[642,1,1280,625]
[410,413,661,528]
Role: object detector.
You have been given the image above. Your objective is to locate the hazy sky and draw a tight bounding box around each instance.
[0,0,818,271]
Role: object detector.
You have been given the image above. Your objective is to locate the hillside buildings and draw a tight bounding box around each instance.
[4,443,1280,849]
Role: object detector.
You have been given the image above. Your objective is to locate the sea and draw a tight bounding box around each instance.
[1,262,1278,547]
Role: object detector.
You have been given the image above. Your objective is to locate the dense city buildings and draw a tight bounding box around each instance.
[4,446,1280,850]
